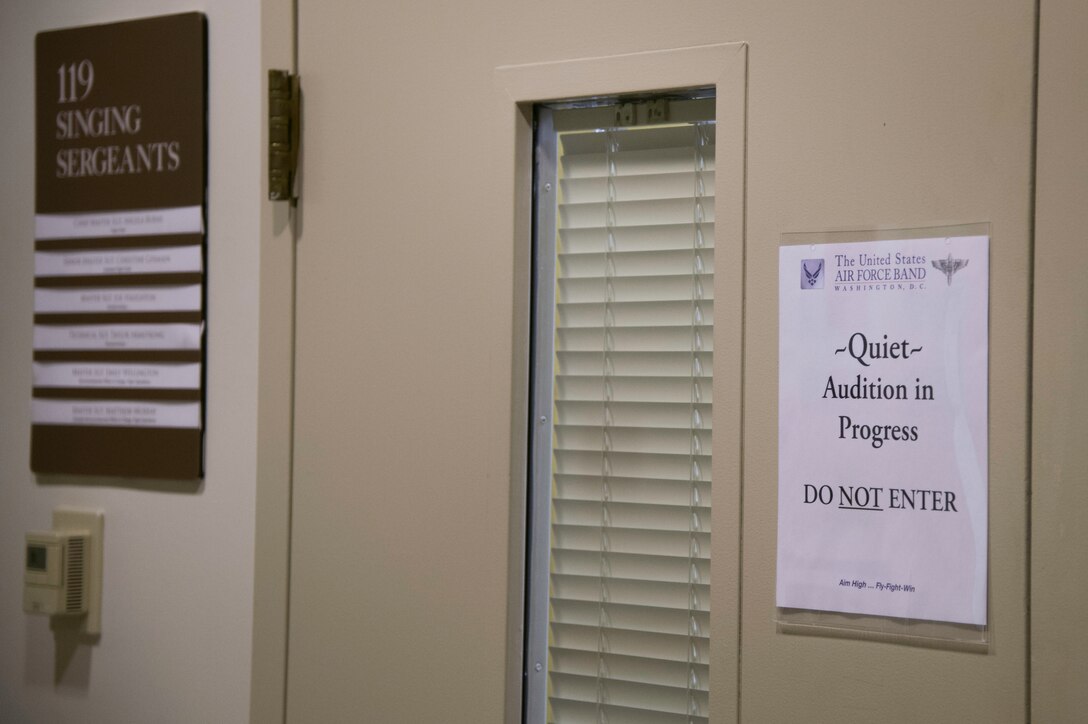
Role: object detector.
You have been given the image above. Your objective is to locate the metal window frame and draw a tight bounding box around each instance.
[523,103,558,724]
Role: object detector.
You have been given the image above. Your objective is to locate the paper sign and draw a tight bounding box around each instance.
[33,323,202,350]
[35,206,203,239]
[35,245,202,276]
[32,398,200,428]
[777,235,988,626]
[34,284,201,313]
[34,362,200,389]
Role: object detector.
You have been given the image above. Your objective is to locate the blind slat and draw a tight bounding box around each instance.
[551,501,710,534]
[553,401,712,429]
[559,123,716,153]
[549,621,710,661]
[552,596,713,635]
[558,297,713,319]
[550,601,711,637]
[549,672,708,715]
[550,648,709,690]
[555,425,711,456]
[561,170,716,204]
[560,222,715,254]
[553,449,712,483]
[558,273,713,304]
[549,697,708,724]
[553,525,710,559]
[550,576,710,613]
[552,548,710,585]
[557,247,715,279]
[557,350,713,377]
[561,144,717,178]
[555,376,712,404]
[557,326,714,353]
[555,474,711,508]
[560,196,715,229]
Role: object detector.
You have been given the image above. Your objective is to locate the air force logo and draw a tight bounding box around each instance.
[932,253,969,286]
[801,259,824,289]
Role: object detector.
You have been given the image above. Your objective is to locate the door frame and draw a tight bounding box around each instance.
[250,1,297,722]
[496,42,748,722]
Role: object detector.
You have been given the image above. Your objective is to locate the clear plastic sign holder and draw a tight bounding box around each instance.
[775,222,991,651]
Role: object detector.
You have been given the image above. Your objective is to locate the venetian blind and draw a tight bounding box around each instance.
[545,115,715,724]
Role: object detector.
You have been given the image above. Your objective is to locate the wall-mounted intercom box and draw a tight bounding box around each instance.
[24,509,103,635]
[24,530,88,615]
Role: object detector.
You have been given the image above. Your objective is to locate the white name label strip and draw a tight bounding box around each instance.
[34,323,202,350]
[35,284,201,314]
[32,398,201,429]
[34,362,201,390]
[35,205,203,240]
[35,246,202,277]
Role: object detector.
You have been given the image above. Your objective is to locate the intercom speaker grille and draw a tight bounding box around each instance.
[65,536,86,613]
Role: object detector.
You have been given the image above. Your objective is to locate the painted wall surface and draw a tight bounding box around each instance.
[0,2,263,722]
[730,2,1035,721]
[4,1,1079,722]
[290,1,1036,723]
[1032,0,1088,720]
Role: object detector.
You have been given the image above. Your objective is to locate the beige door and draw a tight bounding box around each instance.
[286,1,1044,722]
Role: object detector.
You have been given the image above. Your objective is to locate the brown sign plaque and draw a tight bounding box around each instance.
[33,13,207,478]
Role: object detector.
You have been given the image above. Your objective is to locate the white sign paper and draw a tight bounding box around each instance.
[33,323,202,350]
[34,284,201,314]
[35,205,203,240]
[33,362,200,389]
[35,246,202,277]
[777,235,988,626]
[32,398,200,429]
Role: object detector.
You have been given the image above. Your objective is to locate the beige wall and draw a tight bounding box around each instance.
[731,1,1035,721]
[0,1,279,722]
[290,1,1040,723]
[1032,0,1088,720]
[1,1,1082,722]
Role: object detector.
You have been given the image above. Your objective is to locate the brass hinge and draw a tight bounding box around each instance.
[268,70,300,201]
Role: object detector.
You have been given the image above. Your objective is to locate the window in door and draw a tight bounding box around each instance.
[526,91,716,724]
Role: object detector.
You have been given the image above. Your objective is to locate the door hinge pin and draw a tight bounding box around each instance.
[268,70,300,201]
